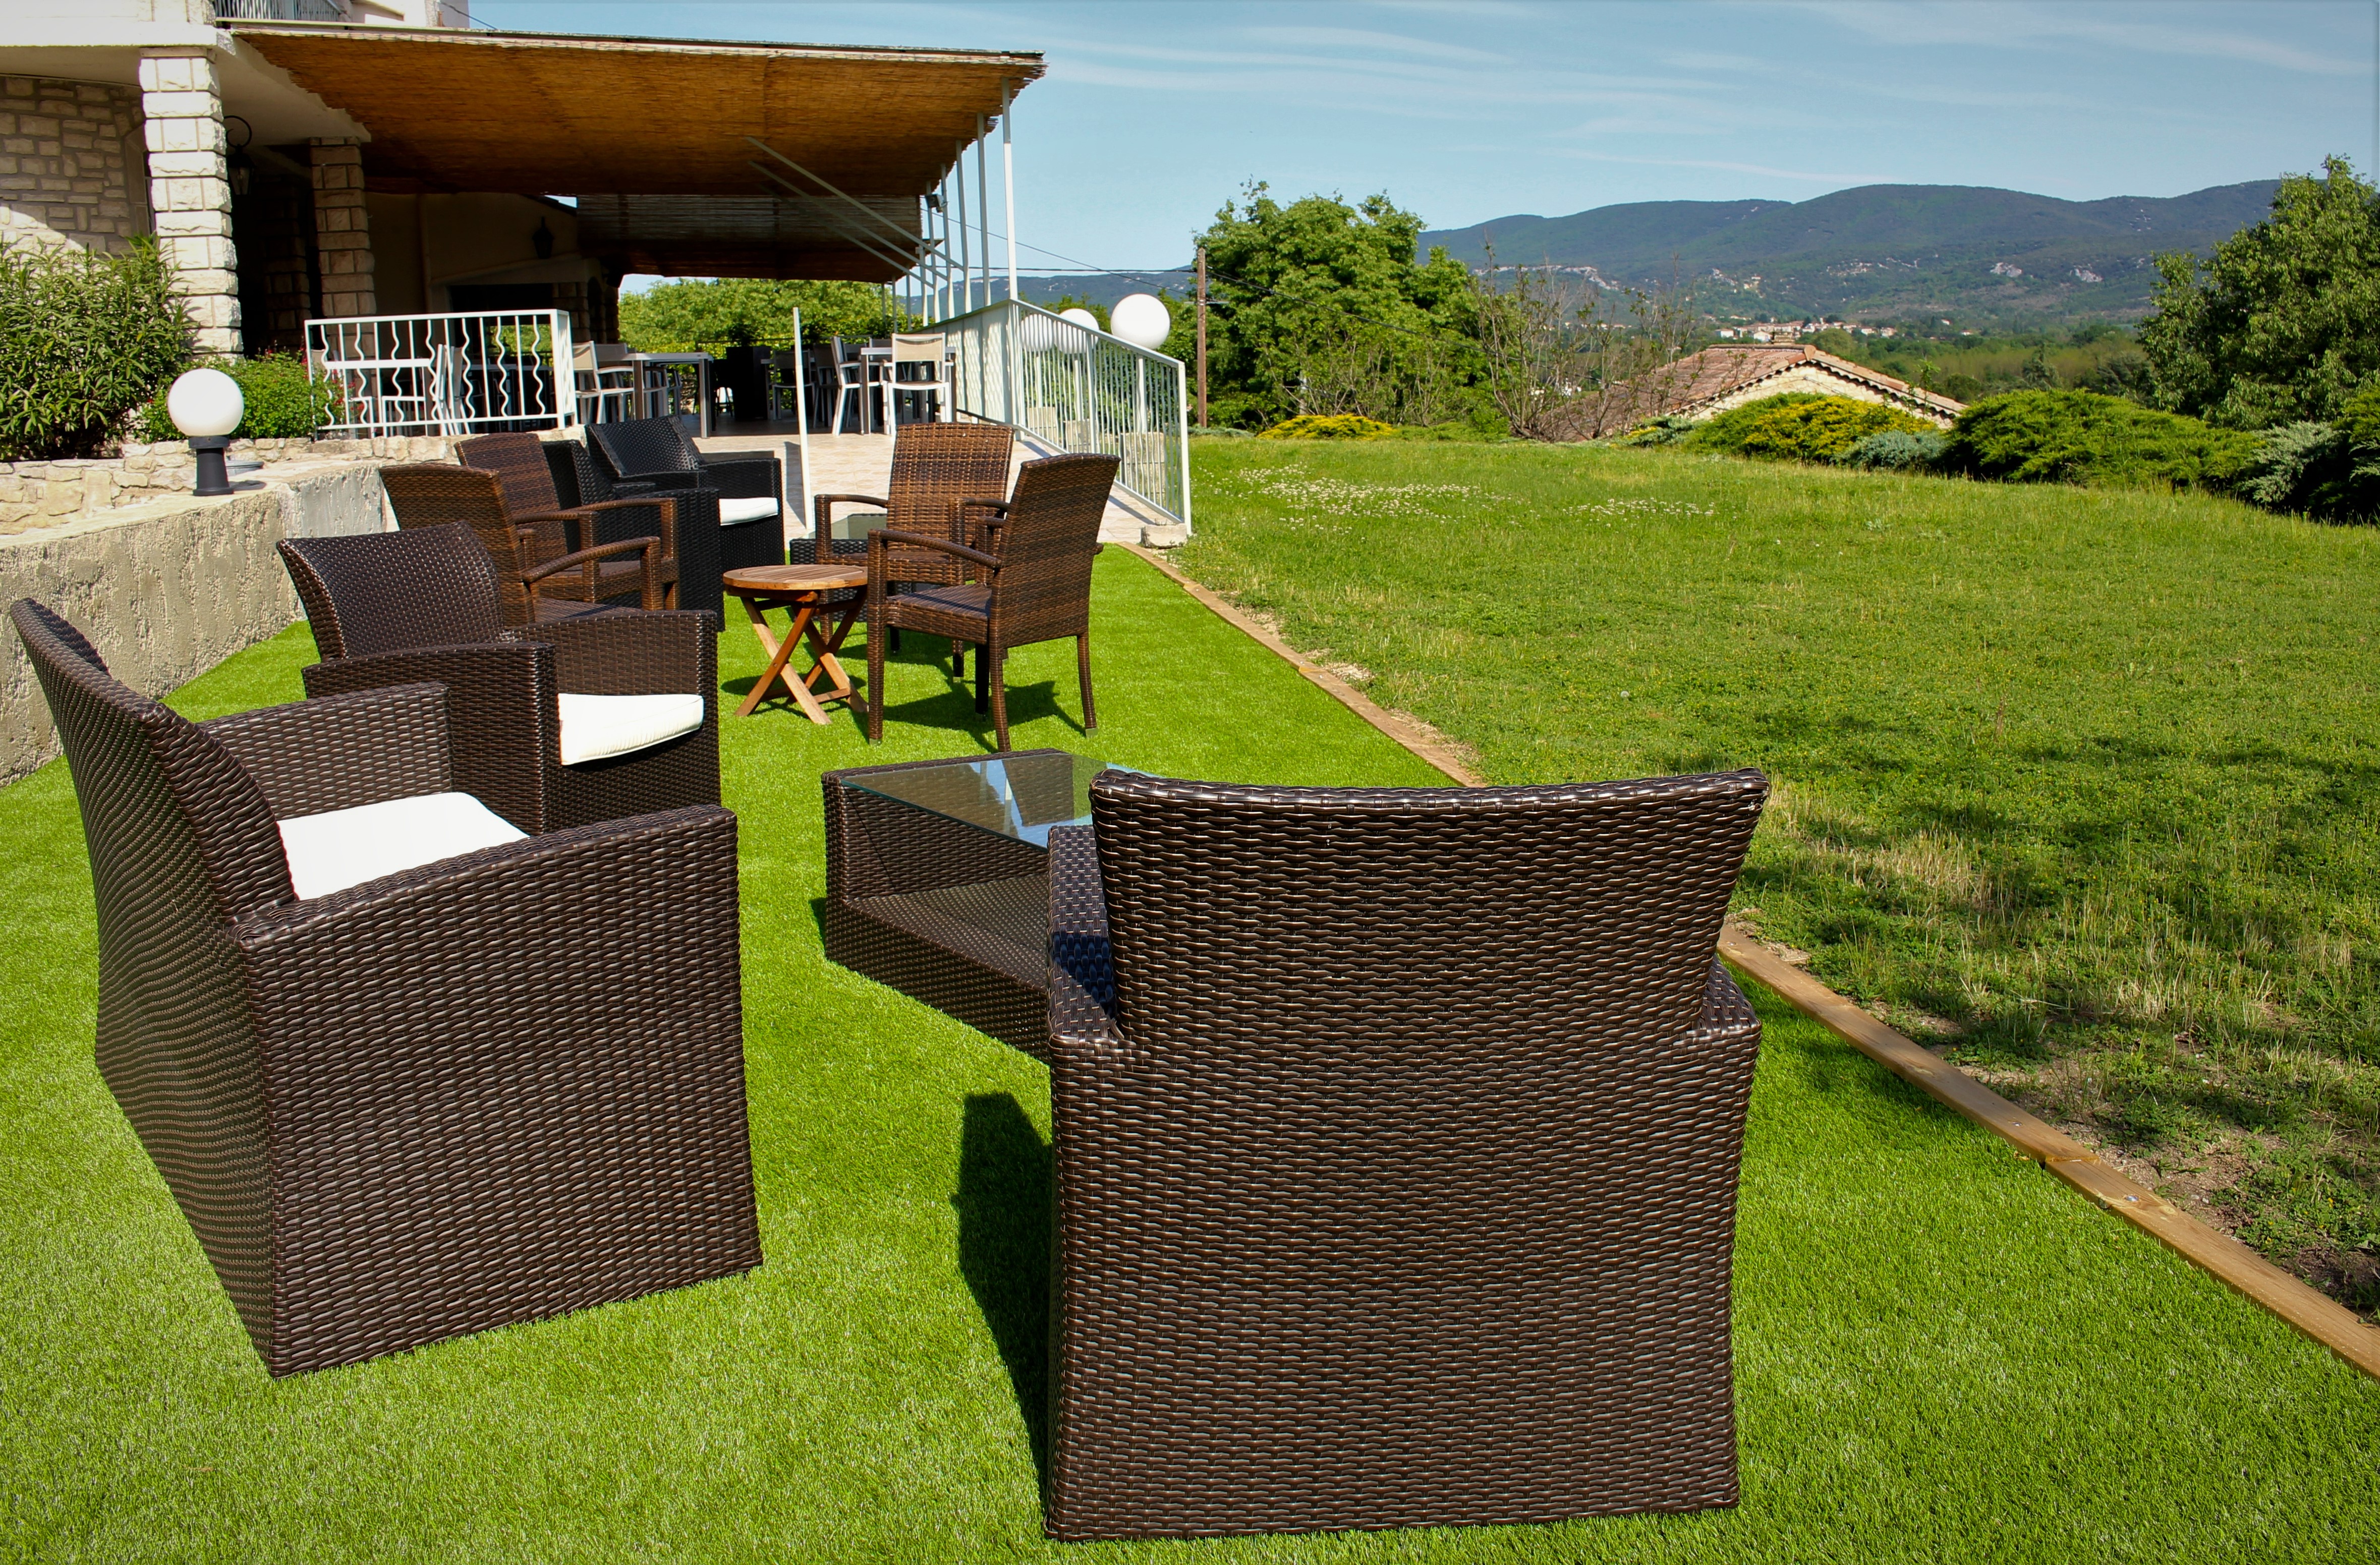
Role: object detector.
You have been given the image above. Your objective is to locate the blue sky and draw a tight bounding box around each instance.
[478,1,2377,272]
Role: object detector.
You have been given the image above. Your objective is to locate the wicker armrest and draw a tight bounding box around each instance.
[234,801,743,1067]
[695,455,780,501]
[574,495,679,559]
[814,490,890,535]
[1046,824,1120,1060]
[523,608,716,700]
[522,536,660,611]
[303,641,555,834]
[616,468,713,493]
[871,528,1001,572]
[203,682,450,819]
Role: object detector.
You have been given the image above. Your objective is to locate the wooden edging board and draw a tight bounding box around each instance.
[1121,540,2380,1381]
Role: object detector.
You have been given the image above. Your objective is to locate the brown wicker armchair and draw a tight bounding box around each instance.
[9,598,758,1378]
[810,419,1014,574]
[864,452,1114,750]
[458,431,682,612]
[379,463,659,626]
[1039,766,1770,1539]
[280,524,719,835]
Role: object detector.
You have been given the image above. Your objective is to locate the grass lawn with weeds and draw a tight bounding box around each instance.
[2,549,2376,1559]
[1177,438,2380,1312]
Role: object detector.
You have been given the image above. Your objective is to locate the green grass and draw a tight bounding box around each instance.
[1176,438,2380,1302]
[3,548,2378,1560]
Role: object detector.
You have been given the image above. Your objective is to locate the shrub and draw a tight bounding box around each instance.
[133,352,344,443]
[2231,384,2380,520]
[1258,413,1395,440]
[0,238,193,460]
[1688,393,1940,463]
[1838,428,1949,470]
[1942,389,2258,491]
[1615,415,1698,446]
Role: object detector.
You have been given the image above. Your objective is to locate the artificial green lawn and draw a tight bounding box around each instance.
[2,548,2376,1561]
[1178,439,2380,1283]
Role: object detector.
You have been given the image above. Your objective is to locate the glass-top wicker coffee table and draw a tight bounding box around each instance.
[821,750,1111,1059]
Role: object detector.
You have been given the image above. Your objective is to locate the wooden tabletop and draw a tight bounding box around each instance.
[723,562,868,594]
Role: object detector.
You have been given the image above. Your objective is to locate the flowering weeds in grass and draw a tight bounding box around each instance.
[1182,436,2380,1306]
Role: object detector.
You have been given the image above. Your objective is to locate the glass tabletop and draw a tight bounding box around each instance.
[842,752,1115,848]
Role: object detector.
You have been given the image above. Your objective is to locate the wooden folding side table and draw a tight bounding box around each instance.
[722,562,869,722]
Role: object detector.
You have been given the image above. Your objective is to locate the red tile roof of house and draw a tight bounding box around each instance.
[1552,345,1965,439]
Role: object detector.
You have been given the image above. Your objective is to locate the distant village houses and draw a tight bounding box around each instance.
[1551,344,1965,441]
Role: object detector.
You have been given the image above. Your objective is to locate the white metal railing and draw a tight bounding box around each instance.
[213,0,349,20]
[940,299,1191,531]
[305,309,577,440]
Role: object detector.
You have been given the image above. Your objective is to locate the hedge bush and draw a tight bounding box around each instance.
[1687,394,1939,463]
[1258,413,1395,440]
[1941,389,2257,492]
[133,353,343,443]
[0,239,192,460]
[1838,428,1949,470]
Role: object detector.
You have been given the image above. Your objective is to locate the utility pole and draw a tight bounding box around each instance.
[1196,245,1209,428]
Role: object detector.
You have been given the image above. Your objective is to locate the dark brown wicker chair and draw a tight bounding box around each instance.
[379,463,658,626]
[547,437,727,621]
[9,598,758,1378]
[1039,766,1770,1539]
[864,452,1114,750]
[458,431,682,611]
[280,524,719,835]
[588,416,783,585]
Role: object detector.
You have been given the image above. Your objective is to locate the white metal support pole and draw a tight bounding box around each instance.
[975,115,990,317]
[1175,357,1193,532]
[789,305,811,551]
[955,145,972,315]
[1001,80,1019,304]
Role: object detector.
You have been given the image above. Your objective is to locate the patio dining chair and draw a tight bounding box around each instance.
[886,331,951,426]
[10,598,757,1377]
[280,524,719,835]
[379,463,661,627]
[864,451,1113,750]
[458,431,683,612]
[805,419,1015,592]
[1039,765,1771,1538]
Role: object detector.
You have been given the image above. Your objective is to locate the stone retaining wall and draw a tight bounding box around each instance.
[0,457,394,785]
[0,435,451,535]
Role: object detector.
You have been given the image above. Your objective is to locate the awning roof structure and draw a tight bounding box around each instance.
[230,23,1042,281]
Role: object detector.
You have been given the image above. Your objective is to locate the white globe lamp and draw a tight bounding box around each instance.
[1109,293,1171,352]
[1058,307,1100,334]
[167,367,244,496]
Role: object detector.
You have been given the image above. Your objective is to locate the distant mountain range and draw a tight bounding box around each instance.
[1416,181,2281,327]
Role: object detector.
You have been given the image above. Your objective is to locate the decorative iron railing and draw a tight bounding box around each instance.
[212,0,350,21]
[305,309,577,440]
[939,300,1191,531]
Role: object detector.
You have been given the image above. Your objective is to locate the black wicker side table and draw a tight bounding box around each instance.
[822,749,1107,1058]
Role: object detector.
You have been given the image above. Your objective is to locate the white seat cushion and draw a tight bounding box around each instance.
[277,791,528,901]
[718,496,780,525]
[557,691,706,766]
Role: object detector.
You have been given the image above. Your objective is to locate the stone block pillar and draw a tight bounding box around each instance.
[308,139,376,319]
[137,50,240,357]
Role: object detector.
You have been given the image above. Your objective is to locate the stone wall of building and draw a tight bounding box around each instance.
[0,75,148,256]
[139,49,240,357]
[309,138,376,318]
[0,457,396,785]
[0,436,454,535]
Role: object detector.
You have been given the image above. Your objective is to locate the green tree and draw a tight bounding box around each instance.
[1193,185,1479,429]
[2139,157,2380,428]
[616,278,911,353]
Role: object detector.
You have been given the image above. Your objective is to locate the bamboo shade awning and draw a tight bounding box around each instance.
[232,23,1042,271]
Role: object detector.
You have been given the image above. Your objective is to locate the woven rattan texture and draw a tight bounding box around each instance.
[866,453,1114,748]
[13,602,760,1376]
[282,530,720,836]
[556,439,730,621]
[591,419,782,503]
[816,421,1015,590]
[460,432,682,609]
[821,757,1061,1057]
[203,682,450,818]
[280,525,505,660]
[1039,767,1770,1539]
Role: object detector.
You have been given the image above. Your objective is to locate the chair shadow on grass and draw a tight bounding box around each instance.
[954,1091,1053,1494]
[722,632,1084,751]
